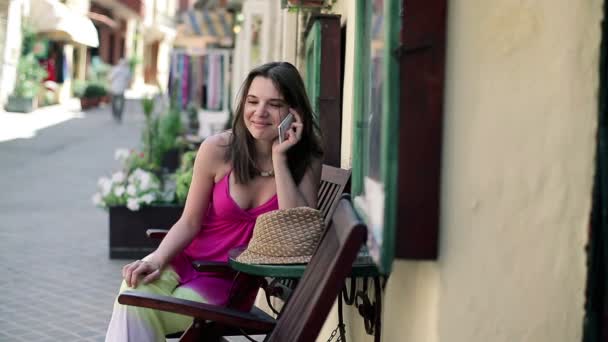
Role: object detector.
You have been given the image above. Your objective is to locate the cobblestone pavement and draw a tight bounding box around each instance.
[0,100,149,341]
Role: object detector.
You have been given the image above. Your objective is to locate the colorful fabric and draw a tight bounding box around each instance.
[106,171,278,340]
[182,55,190,109]
[168,51,229,110]
[206,53,222,110]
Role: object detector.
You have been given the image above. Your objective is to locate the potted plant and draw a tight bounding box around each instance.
[93,148,184,259]
[5,24,48,113]
[141,95,185,173]
[5,53,47,113]
[92,95,189,259]
[79,82,108,110]
[158,106,185,172]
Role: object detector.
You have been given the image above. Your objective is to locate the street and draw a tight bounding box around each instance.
[0,100,146,341]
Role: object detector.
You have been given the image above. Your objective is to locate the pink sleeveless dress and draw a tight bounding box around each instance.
[170,170,278,310]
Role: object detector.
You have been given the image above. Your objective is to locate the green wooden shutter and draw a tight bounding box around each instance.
[304,15,342,167]
[305,22,321,115]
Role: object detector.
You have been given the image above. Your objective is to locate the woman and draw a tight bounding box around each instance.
[105,61,324,341]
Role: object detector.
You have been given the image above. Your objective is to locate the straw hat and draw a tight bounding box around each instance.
[236,207,325,264]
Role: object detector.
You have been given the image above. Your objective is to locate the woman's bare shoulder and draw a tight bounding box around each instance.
[201,131,231,151]
[196,131,232,178]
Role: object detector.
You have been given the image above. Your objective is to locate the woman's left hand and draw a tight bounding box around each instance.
[273,109,303,156]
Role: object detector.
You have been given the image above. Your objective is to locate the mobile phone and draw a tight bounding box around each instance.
[278,113,294,143]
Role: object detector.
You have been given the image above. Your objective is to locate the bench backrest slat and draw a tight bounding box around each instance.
[267,198,367,342]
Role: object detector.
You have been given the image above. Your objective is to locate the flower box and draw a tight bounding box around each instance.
[109,205,183,259]
[5,95,37,113]
[161,147,181,172]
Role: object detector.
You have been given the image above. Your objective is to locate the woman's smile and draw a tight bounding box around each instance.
[250,120,272,129]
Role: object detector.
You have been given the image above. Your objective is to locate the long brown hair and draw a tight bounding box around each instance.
[227,62,323,184]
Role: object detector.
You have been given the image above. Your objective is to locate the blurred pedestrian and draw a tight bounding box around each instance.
[108,58,132,122]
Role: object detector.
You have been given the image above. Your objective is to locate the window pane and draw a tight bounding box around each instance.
[365,0,384,181]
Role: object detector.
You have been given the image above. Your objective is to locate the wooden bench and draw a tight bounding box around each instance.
[119,197,367,341]
[141,165,351,330]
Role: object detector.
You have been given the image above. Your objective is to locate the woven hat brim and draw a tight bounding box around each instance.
[236,248,311,265]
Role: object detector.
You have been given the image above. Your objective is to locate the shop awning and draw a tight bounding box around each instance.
[174,9,234,52]
[30,0,99,48]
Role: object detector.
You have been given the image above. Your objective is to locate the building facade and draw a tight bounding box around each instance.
[232,0,602,341]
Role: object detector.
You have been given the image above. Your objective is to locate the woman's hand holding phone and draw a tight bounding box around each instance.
[273,109,303,156]
[278,112,295,144]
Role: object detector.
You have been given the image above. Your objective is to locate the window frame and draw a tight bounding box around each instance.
[352,0,401,273]
[352,0,447,272]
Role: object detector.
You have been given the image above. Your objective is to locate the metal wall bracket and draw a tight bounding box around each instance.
[340,276,387,342]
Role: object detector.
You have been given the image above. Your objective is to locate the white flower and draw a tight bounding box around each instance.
[132,168,145,177]
[140,193,155,204]
[126,184,137,196]
[114,185,125,197]
[111,171,126,183]
[126,198,140,211]
[140,177,151,190]
[114,148,130,161]
[132,168,155,190]
[92,193,102,206]
[99,177,112,196]
[138,169,152,185]
[97,177,110,187]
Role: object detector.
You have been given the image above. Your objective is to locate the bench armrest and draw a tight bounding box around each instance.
[118,291,275,332]
[146,229,169,239]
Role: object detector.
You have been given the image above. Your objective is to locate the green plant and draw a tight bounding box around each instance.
[82,82,108,98]
[88,56,111,83]
[123,149,159,174]
[141,96,155,120]
[72,79,87,98]
[140,95,184,171]
[174,151,197,204]
[11,23,46,99]
[186,102,199,132]
[13,53,47,98]
[158,106,183,154]
[42,88,56,106]
[20,24,38,56]
[141,96,162,170]
[128,56,141,73]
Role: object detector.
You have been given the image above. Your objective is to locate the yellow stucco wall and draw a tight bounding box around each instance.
[337,0,355,169]
[381,1,602,341]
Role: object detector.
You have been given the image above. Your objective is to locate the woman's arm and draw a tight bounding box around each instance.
[123,136,225,287]
[273,156,321,209]
[272,110,322,209]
